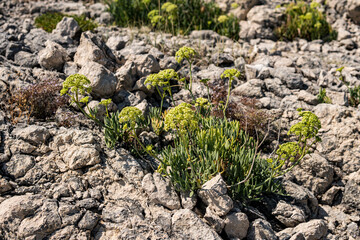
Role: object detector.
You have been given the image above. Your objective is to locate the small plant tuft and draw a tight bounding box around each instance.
[317,88,332,104]
[276,1,336,41]
[9,78,69,123]
[35,12,97,33]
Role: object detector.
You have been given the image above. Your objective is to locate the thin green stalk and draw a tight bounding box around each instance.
[223,77,233,118]
[133,130,165,165]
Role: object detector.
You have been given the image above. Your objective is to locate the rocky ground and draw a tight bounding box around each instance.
[0,0,360,239]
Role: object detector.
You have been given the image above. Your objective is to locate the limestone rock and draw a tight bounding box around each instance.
[272,200,306,227]
[172,209,222,240]
[224,211,249,239]
[142,172,181,210]
[247,218,278,240]
[3,154,34,178]
[38,40,68,71]
[277,219,328,240]
[198,174,233,216]
[74,32,117,71]
[52,17,80,38]
[79,61,117,98]
[12,125,50,145]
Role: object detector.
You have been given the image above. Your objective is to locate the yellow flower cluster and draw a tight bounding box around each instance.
[175,47,197,64]
[221,68,241,80]
[217,15,229,24]
[195,97,210,108]
[118,107,144,131]
[144,69,178,90]
[164,103,198,133]
[60,74,92,96]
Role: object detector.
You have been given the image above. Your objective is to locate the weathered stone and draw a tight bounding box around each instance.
[79,61,117,98]
[282,179,319,218]
[224,211,249,239]
[198,174,233,216]
[204,207,226,233]
[0,195,44,239]
[74,32,117,71]
[0,177,12,193]
[142,172,181,210]
[132,54,160,78]
[343,170,360,210]
[12,125,50,145]
[38,40,68,71]
[247,219,278,240]
[78,211,98,230]
[3,154,34,178]
[106,35,129,51]
[64,145,101,170]
[172,209,222,240]
[115,61,137,91]
[14,51,38,67]
[347,0,360,24]
[108,148,145,185]
[18,200,62,239]
[277,219,328,240]
[180,191,197,209]
[52,17,80,38]
[292,154,334,195]
[272,200,306,227]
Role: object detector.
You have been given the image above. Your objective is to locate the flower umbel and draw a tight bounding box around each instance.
[175,47,197,64]
[221,69,241,80]
[144,69,178,90]
[118,107,144,131]
[60,74,92,96]
[164,103,198,133]
[195,97,210,108]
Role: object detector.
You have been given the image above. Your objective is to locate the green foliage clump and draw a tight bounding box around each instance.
[276,1,336,41]
[336,67,360,107]
[317,88,332,104]
[60,47,322,203]
[105,0,240,40]
[35,12,97,33]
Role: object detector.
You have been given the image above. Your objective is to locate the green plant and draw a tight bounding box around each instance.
[145,69,178,111]
[266,109,322,189]
[105,0,240,40]
[220,68,241,118]
[175,46,197,97]
[35,12,97,33]
[336,67,360,107]
[276,1,336,41]
[317,88,332,104]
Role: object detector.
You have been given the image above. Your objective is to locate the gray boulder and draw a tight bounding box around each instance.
[79,61,117,98]
[74,32,118,71]
[172,209,222,240]
[0,195,45,239]
[198,174,233,216]
[142,172,181,210]
[277,219,328,240]
[247,219,278,240]
[52,17,80,38]
[292,154,334,195]
[38,40,68,71]
[347,0,360,24]
[224,210,249,239]
[2,154,34,178]
[343,170,360,210]
[272,200,306,227]
[12,125,50,145]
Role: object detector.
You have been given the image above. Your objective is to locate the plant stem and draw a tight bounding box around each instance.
[223,77,232,118]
